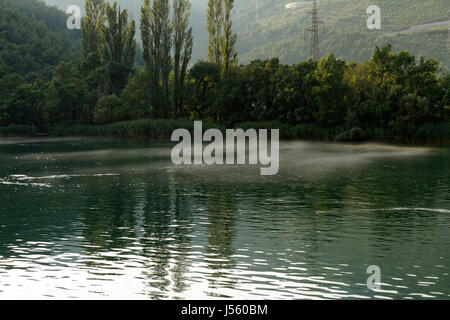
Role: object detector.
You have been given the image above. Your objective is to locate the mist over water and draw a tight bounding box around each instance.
[0,138,449,299]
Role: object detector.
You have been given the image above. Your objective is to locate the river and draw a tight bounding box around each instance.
[0,137,449,299]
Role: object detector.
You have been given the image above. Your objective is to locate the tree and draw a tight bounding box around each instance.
[12,81,46,129]
[344,61,377,129]
[206,0,237,73]
[82,0,105,59]
[240,59,277,122]
[158,0,173,113]
[188,61,220,119]
[441,75,450,121]
[313,54,349,126]
[0,73,25,126]
[93,94,122,124]
[221,0,237,72]
[120,69,154,119]
[368,44,443,132]
[214,68,248,124]
[99,2,136,96]
[140,0,160,112]
[173,0,193,116]
[141,0,172,117]
[206,0,223,68]
[47,62,91,124]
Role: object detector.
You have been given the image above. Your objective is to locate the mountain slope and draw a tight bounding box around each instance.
[43,0,449,70]
[0,0,81,81]
[232,0,449,71]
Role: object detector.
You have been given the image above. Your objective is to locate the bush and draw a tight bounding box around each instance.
[93,94,122,124]
[335,127,364,142]
[48,119,224,139]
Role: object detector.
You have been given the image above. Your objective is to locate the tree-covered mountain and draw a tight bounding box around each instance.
[0,0,81,81]
[0,0,81,127]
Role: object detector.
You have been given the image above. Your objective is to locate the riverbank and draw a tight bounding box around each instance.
[1,119,449,145]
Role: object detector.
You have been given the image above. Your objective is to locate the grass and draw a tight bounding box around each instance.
[1,119,449,144]
[47,119,226,139]
[0,125,37,136]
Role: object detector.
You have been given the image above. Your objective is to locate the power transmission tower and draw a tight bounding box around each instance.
[306,0,324,61]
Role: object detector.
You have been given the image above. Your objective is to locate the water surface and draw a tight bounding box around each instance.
[0,137,449,299]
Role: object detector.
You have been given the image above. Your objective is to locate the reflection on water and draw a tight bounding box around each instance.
[0,138,449,299]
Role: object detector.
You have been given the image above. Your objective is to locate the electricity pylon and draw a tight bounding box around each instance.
[305,0,324,61]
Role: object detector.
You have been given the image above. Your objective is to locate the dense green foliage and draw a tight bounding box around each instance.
[0,0,449,143]
[184,46,449,142]
[0,0,80,81]
[0,0,81,127]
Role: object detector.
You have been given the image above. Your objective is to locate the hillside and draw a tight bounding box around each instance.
[0,0,81,81]
[232,0,450,71]
[43,0,449,71]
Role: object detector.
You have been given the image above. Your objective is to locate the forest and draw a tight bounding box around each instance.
[0,0,449,143]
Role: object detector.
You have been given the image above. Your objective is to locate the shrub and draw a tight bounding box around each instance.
[93,94,122,124]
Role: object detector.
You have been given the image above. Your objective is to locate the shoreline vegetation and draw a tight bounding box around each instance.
[1,119,449,145]
[0,0,449,146]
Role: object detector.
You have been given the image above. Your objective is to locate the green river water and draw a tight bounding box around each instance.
[0,137,449,299]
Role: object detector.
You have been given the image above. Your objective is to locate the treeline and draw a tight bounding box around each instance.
[0,0,449,142]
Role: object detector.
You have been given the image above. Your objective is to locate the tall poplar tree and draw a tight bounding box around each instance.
[221,0,237,72]
[82,0,105,59]
[140,0,159,109]
[173,0,193,116]
[141,0,173,117]
[81,0,106,118]
[158,0,173,112]
[206,0,236,73]
[99,2,136,95]
[206,0,223,68]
